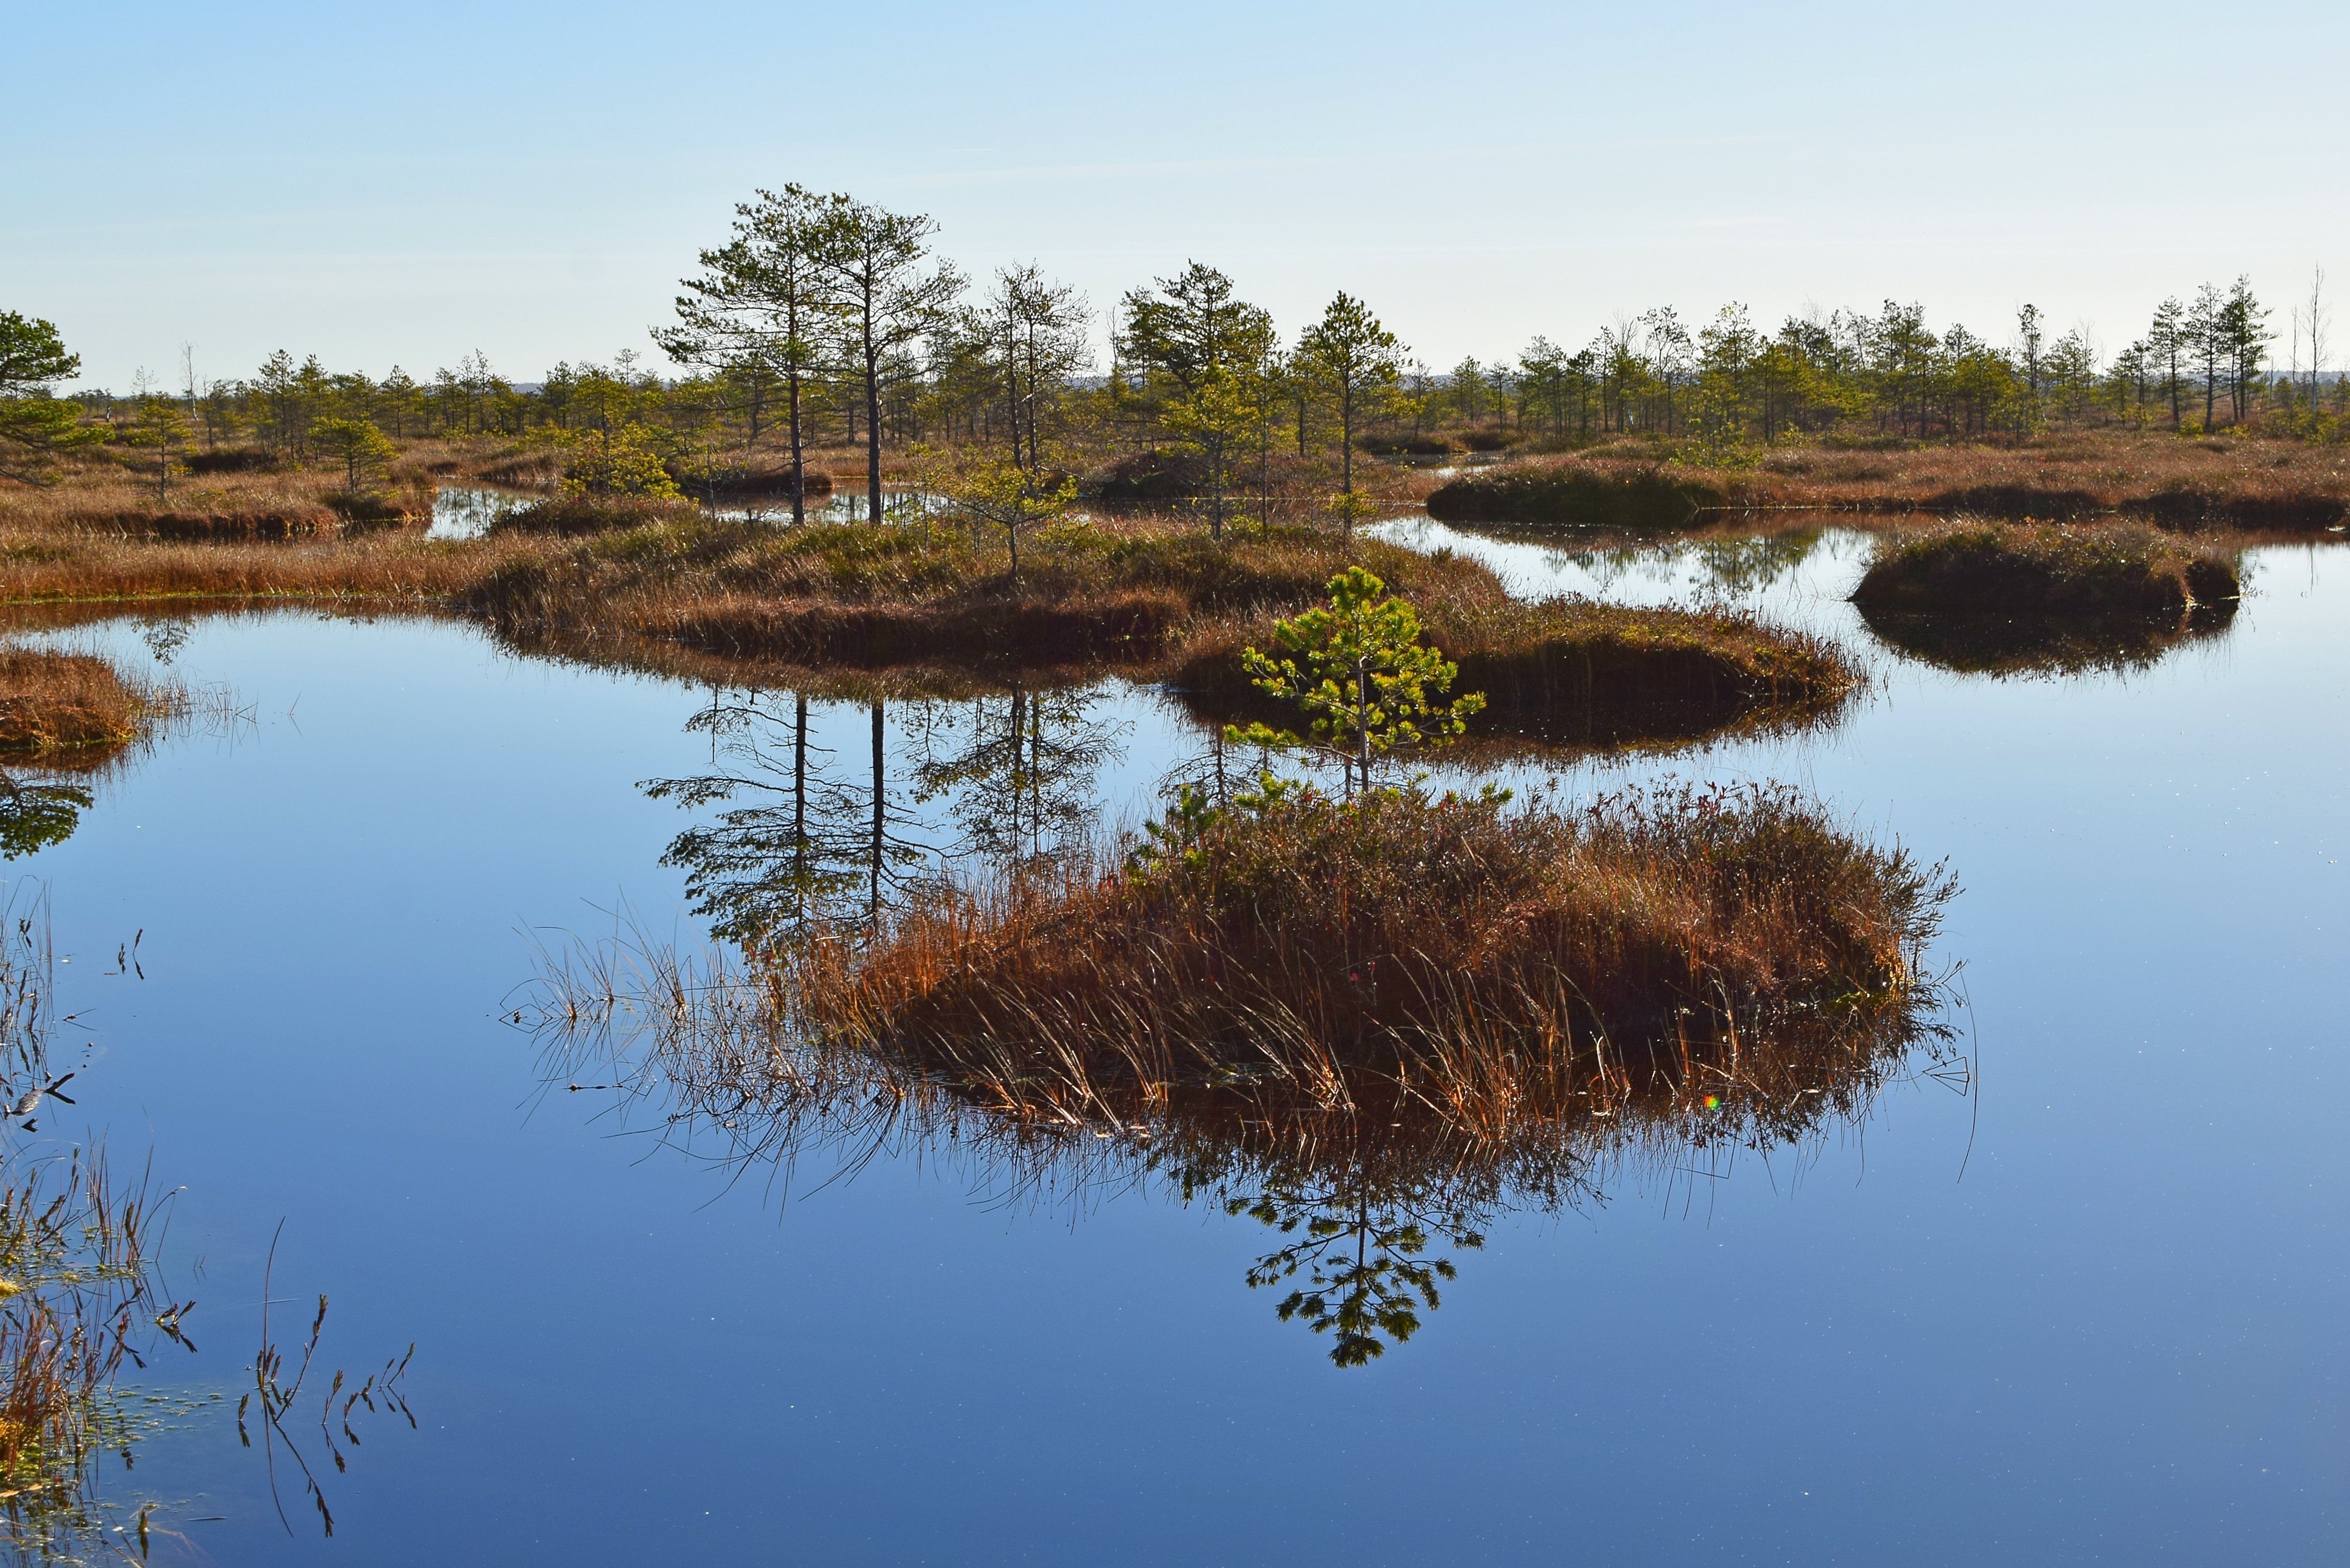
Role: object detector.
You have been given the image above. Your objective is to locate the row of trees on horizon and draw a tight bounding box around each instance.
[7,187,2343,509]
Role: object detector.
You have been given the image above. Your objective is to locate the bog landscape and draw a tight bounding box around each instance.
[0,168,2345,1562]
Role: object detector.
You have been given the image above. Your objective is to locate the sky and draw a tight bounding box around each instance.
[9,0,2349,391]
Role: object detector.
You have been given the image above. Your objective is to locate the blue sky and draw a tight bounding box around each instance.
[10,0,2347,389]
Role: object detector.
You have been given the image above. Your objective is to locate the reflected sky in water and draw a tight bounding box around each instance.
[4,531,2346,1563]
[430,484,944,539]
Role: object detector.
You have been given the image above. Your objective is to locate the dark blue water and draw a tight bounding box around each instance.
[12,530,2348,1563]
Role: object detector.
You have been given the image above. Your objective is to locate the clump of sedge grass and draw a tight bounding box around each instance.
[789,782,1952,1136]
[1851,518,2240,616]
[0,1148,165,1547]
[1172,596,1857,752]
[0,650,172,760]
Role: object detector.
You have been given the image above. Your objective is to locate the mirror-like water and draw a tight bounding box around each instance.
[5,526,2345,1563]
[429,483,944,539]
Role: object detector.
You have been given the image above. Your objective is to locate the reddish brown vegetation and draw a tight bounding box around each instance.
[788,785,1951,1137]
[0,650,156,758]
[1430,433,2350,532]
[1852,519,2241,616]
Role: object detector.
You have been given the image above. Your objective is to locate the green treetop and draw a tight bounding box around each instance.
[0,312,99,477]
[1229,566,1483,798]
[310,416,397,490]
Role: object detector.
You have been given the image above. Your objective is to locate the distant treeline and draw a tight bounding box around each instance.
[9,187,2346,506]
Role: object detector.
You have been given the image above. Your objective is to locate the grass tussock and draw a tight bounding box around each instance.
[464,516,1504,671]
[1428,433,2350,531]
[790,783,1951,1135]
[0,650,170,761]
[1851,518,2242,675]
[1850,519,2241,616]
[1172,596,1857,750]
[1427,464,1728,531]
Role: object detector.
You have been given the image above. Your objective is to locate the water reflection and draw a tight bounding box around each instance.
[643,682,1133,946]
[427,485,534,540]
[1532,525,1826,604]
[1370,516,1840,609]
[429,485,946,540]
[548,683,1964,1369]
[0,778,91,860]
[906,684,1130,876]
[529,928,1961,1366]
[1856,598,2240,677]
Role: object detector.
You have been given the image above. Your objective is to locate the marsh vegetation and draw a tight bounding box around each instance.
[1,179,2344,1554]
[1850,521,2244,676]
[527,774,1960,1367]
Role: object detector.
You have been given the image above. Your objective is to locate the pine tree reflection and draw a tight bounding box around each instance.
[908,681,1130,875]
[529,933,1961,1368]
[643,689,932,949]
[647,682,1132,950]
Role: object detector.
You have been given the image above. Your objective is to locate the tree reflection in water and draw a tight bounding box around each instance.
[908,683,1128,878]
[643,690,929,946]
[1856,596,2238,677]
[644,682,1131,946]
[566,675,1967,1366]
[0,777,90,861]
[1530,525,1826,603]
[527,918,1963,1368]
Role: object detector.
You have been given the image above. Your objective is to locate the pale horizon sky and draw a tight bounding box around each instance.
[10,0,2348,391]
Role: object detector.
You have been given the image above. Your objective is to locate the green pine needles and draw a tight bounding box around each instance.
[1228,566,1484,796]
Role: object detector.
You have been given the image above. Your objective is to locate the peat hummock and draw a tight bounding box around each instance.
[0,649,161,762]
[793,782,1952,1128]
[1170,598,1856,751]
[1424,441,2350,533]
[1850,520,2240,616]
[1849,521,2242,677]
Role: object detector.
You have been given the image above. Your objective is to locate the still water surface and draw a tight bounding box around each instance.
[9,525,2347,1563]
[429,483,940,538]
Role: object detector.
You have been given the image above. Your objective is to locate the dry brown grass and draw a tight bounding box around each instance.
[464,514,1494,671]
[1852,518,2240,615]
[798,785,1949,1121]
[1429,431,2350,531]
[1171,595,1857,751]
[0,650,162,760]
[532,783,1953,1187]
[0,464,1852,748]
[1851,518,2243,676]
[3,444,443,534]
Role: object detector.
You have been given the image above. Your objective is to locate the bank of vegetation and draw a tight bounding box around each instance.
[1425,437,2350,532]
[7,190,2347,556]
[1852,520,2240,617]
[1847,520,2243,676]
[800,781,1949,1105]
[529,774,1960,1361]
[0,648,178,763]
[0,492,1854,751]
